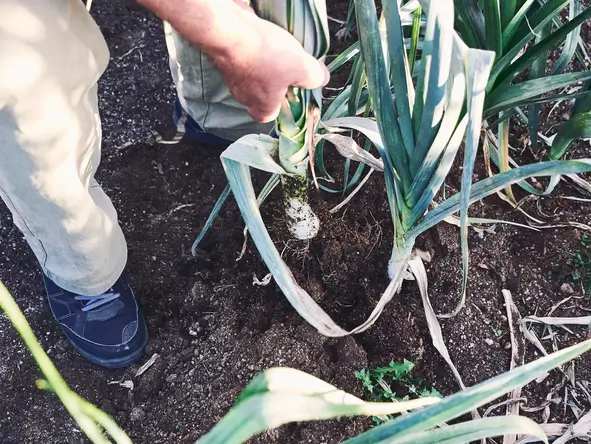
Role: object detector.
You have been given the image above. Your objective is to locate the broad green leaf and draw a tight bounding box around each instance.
[501,0,535,49]
[550,0,583,75]
[489,0,568,87]
[383,0,416,154]
[360,416,547,444]
[493,6,591,88]
[456,46,495,317]
[348,56,367,118]
[528,22,552,152]
[220,134,286,175]
[453,0,485,48]
[354,0,412,192]
[504,0,567,50]
[485,71,591,116]
[326,41,360,73]
[483,0,503,56]
[548,111,591,160]
[409,160,591,238]
[573,83,591,115]
[544,86,591,160]
[405,115,468,229]
[408,6,423,75]
[488,89,591,116]
[411,0,455,175]
[500,0,518,30]
[406,35,468,210]
[353,0,414,229]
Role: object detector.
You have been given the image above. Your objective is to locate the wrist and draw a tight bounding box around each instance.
[137,0,257,59]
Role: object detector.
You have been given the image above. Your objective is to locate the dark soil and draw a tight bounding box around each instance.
[1,1,591,444]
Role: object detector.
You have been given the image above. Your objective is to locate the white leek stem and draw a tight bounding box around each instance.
[281,175,320,240]
[387,241,413,280]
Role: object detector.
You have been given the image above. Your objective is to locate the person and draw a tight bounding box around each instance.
[0,0,329,368]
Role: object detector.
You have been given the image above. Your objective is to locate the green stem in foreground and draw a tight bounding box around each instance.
[0,281,131,444]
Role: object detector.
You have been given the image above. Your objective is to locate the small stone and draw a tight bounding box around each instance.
[504,342,512,350]
[484,338,494,346]
[166,373,178,383]
[130,408,146,422]
[560,283,575,295]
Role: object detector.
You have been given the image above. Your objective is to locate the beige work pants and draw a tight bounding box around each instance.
[0,0,268,295]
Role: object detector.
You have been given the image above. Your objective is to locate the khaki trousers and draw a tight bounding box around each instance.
[0,0,269,295]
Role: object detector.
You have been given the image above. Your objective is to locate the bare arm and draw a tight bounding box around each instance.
[136,0,329,123]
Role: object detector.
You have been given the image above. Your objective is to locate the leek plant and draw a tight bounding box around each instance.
[220,0,591,336]
[3,278,591,444]
[335,0,591,197]
[455,0,591,133]
[249,0,329,240]
[453,0,591,197]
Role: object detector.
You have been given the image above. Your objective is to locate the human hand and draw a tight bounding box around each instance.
[137,0,329,123]
[210,3,330,123]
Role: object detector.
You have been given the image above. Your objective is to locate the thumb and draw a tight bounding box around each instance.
[292,54,330,90]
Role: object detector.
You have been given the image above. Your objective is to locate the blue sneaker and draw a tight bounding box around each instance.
[172,99,232,146]
[43,275,148,369]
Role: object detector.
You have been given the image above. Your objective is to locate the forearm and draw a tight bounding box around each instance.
[136,0,328,123]
[136,0,254,58]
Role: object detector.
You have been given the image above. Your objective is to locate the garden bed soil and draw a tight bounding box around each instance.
[1,1,591,443]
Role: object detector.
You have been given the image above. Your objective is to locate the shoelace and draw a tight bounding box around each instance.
[75,290,121,312]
